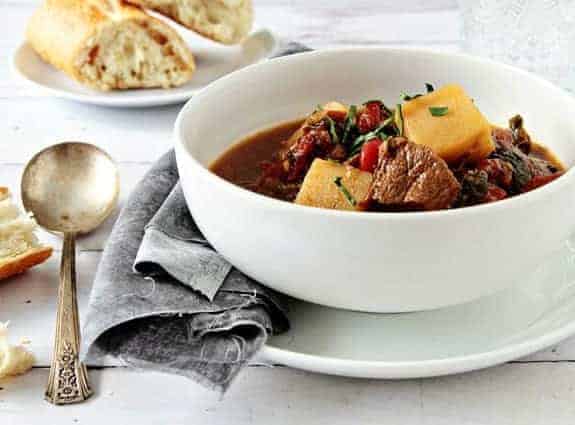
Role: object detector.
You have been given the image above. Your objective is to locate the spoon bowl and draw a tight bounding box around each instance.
[21,142,119,234]
[21,142,119,405]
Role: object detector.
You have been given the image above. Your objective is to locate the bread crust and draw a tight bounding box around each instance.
[0,246,53,281]
[26,0,195,90]
[126,0,253,45]
[0,187,9,202]
[26,0,106,84]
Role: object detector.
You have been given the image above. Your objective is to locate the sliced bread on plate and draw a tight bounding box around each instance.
[26,0,196,90]
[126,0,253,45]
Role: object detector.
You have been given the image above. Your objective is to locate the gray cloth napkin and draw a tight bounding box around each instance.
[82,42,311,390]
[82,151,288,391]
[133,184,231,301]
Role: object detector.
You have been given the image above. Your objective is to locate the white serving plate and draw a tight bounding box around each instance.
[12,29,277,108]
[259,240,575,378]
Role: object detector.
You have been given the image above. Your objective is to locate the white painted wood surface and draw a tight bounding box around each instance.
[1,0,574,423]
[4,364,575,425]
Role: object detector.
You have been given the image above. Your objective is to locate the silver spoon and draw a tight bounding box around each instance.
[21,142,119,405]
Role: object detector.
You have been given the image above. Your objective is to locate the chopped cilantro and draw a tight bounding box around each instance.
[429,106,449,117]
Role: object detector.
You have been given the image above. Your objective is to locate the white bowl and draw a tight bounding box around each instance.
[175,48,575,313]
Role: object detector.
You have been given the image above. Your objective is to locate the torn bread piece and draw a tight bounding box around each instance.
[0,188,52,280]
[26,0,196,91]
[126,0,253,45]
[0,323,35,379]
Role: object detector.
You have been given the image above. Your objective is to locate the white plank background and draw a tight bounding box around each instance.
[1,0,574,423]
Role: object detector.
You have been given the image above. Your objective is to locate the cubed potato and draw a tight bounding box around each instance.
[295,159,372,211]
[402,84,495,164]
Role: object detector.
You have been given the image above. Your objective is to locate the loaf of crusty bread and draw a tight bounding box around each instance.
[0,188,52,281]
[26,0,196,91]
[126,0,253,45]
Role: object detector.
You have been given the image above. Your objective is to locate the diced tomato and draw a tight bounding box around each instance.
[484,184,507,203]
[359,138,382,173]
[287,135,315,181]
[357,114,376,134]
[365,102,382,120]
[357,102,382,133]
[521,172,563,192]
[286,127,332,181]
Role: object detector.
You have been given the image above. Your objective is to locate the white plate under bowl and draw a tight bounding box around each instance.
[12,29,277,108]
[260,241,575,378]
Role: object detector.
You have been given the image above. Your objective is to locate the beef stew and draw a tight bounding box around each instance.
[211,84,564,212]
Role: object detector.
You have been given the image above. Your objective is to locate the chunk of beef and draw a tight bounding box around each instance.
[521,172,563,193]
[285,124,332,181]
[490,127,557,193]
[477,158,513,189]
[255,160,301,201]
[367,137,461,211]
[509,114,532,155]
[484,184,508,202]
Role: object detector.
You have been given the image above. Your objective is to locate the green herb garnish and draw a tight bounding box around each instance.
[381,115,395,130]
[400,92,422,102]
[349,124,388,155]
[348,116,398,155]
[455,170,489,207]
[342,105,357,145]
[380,101,393,117]
[400,84,434,102]
[325,116,340,144]
[395,104,404,136]
[346,102,400,155]
[315,104,324,112]
[333,176,357,207]
[429,106,449,117]
[490,147,533,193]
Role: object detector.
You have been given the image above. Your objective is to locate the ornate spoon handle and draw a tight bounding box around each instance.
[45,232,92,405]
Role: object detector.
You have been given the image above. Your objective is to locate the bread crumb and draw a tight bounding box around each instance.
[0,322,35,379]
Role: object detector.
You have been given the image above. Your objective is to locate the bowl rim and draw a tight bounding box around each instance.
[175,46,575,222]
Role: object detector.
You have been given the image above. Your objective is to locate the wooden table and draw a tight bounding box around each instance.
[2,1,575,423]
